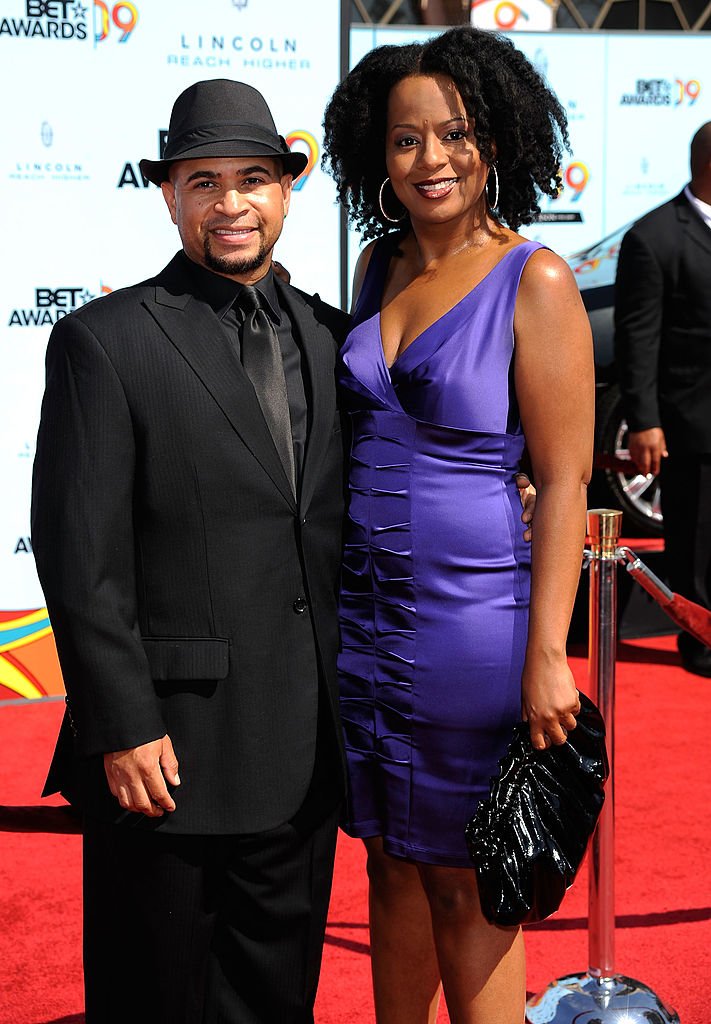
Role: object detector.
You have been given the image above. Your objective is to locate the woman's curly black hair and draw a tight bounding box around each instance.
[322,27,569,238]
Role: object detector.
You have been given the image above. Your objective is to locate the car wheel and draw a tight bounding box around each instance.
[593,384,663,537]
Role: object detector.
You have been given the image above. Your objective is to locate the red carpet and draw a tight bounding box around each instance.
[1,634,709,1023]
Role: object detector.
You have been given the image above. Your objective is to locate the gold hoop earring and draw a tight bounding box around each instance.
[378,177,406,224]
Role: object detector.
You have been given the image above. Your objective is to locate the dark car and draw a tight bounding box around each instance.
[566,225,663,537]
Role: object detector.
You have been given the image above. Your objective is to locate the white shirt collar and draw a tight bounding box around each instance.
[684,184,711,230]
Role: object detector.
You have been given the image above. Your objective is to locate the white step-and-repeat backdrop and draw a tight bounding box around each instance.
[1,6,708,698]
[1,0,343,699]
[348,27,709,298]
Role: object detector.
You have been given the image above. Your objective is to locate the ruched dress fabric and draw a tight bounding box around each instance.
[337,237,543,867]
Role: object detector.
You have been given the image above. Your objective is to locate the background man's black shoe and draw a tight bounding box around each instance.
[677,631,711,677]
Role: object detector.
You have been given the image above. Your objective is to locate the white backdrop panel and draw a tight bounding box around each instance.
[348,27,710,290]
[505,34,607,254]
[604,35,710,231]
[1,0,342,613]
[2,12,710,654]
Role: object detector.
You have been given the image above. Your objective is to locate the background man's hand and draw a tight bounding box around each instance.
[103,735,180,817]
[628,427,668,477]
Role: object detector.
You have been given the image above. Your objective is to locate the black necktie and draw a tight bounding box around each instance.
[238,286,296,495]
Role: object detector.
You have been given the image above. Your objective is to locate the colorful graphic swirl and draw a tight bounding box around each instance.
[493,2,529,29]
[564,161,590,202]
[285,130,319,191]
[676,79,701,106]
[0,610,64,701]
[470,0,530,29]
[94,1,139,44]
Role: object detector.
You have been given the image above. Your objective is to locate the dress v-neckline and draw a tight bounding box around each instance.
[378,244,526,373]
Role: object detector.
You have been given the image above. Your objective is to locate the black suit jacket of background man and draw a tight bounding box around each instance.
[32,251,350,834]
[614,189,711,455]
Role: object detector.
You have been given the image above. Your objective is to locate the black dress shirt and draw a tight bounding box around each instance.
[183,253,309,487]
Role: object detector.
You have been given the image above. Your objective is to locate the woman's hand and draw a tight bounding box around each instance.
[515,472,535,543]
[521,653,580,750]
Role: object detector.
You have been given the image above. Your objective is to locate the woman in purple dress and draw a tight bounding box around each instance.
[323,28,594,1024]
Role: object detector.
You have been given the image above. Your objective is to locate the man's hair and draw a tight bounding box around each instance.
[690,121,711,179]
[322,27,569,238]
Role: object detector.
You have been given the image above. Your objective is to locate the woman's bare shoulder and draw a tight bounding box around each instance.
[514,243,591,357]
[518,245,579,299]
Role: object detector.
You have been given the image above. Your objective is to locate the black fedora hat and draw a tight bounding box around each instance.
[139,79,308,186]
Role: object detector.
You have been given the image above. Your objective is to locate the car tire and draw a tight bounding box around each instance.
[593,384,663,538]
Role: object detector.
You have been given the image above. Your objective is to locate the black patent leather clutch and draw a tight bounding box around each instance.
[465,691,609,927]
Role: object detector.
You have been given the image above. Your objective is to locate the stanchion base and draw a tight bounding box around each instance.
[526,972,680,1023]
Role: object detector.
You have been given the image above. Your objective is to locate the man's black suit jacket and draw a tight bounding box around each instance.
[32,253,350,834]
[614,188,711,454]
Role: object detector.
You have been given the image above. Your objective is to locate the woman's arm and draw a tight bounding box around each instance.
[513,248,595,751]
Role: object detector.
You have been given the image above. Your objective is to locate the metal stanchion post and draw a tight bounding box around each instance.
[525,510,680,1024]
[588,508,619,984]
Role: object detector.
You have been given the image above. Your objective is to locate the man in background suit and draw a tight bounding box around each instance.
[31,79,348,1024]
[615,122,711,677]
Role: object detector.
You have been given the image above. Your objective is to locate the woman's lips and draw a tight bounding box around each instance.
[413,178,458,199]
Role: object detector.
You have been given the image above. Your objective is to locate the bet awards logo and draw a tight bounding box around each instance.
[0,0,88,40]
[118,129,167,188]
[620,78,701,106]
[8,284,111,327]
[118,161,153,188]
[0,1,139,42]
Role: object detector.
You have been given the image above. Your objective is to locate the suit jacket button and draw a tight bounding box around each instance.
[293,596,308,614]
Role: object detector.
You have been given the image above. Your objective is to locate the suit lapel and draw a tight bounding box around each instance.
[144,256,296,509]
[277,280,338,516]
[676,191,711,259]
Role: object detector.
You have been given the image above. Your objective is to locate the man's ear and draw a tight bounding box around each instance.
[161,179,177,225]
[281,174,293,218]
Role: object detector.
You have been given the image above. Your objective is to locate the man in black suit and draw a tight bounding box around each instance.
[31,79,349,1024]
[615,122,711,677]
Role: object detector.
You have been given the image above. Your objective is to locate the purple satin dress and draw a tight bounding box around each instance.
[337,237,543,867]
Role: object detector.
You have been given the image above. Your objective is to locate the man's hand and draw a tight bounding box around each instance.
[103,735,180,817]
[516,472,536,543]
[628,427,668,477]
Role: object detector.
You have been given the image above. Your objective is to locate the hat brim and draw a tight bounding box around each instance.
[139,140,308,187]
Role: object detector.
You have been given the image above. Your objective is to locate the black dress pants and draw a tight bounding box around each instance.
[83,800,339,1024]
[661,452,711,616]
